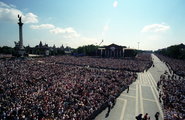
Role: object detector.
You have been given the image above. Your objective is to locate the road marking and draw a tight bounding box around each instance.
[138,73,141,84]
[129,88,136,90]
[146,72,158,97]
[117,98,127,120]
[143,98,156,102]
[140,73,143,84]
[147,72,152,87]
[150,83,164,119]
[147,72,164,119]
[140,84,150,87]
[148,72,157,86]
[121,94,136,98]
[144,74,149,84]
[147,72,159,97]
[135,83,139,116]
[139,73,142,84]
[139,84,144,114]
[142,74,146,84]
[142,74,144,84]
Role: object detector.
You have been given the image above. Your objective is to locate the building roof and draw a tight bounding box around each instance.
[99,43,126,49]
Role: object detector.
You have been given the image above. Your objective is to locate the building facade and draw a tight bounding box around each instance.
[97,44,126,58]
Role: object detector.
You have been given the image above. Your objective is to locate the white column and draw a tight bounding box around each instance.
[122,49,125,57]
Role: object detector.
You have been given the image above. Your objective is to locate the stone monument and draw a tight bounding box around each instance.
[18,14,24,49]
[13,14,26,57]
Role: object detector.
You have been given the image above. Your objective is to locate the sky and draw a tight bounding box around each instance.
[0,0,185,50]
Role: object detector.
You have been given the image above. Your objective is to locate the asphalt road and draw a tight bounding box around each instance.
[95,54,167,120]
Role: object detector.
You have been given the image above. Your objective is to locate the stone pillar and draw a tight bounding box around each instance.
[105,49,107,57]
[122,49,125,57]
[107,50,108,57]
[116,50,118,57]
[18,22,24,49]
[17,15,25,57]
[109,50,111,57]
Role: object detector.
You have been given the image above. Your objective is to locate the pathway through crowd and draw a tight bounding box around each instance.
[95,54,167,120]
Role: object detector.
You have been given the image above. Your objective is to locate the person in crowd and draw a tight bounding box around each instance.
[105,100,113,118]
[155,112,160,120]
[143,113,148,120]
[127,85,129,93]
[135,114,143,120]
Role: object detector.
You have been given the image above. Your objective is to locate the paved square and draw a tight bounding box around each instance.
[95,54,165,120]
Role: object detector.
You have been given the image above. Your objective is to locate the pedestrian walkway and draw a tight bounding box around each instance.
[95,54,167,120]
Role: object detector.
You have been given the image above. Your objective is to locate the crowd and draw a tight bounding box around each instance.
[157,72,185,120]
[135,112,160,120]
[0,54,12,59]
[35,53,152,72]
[156,54,185,76]
[0,56,141,120]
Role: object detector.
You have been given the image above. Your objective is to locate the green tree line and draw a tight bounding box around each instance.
[73,45,98,56]
[0,46,14,54]
[156,43,185,59]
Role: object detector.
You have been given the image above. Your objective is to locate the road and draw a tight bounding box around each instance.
[95,54,168,120]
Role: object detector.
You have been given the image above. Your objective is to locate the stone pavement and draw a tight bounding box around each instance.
[95,54,167,120]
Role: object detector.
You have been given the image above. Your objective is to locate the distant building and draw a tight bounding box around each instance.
[97,44,126,58]
[64,46,73,55]
[97,43,137,58]
[60,45,64,51]
[124,48,137,57]
[25,41,65,56]
[179,43,185,51]
[31,41,50,55]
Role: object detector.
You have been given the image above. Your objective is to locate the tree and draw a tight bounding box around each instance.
[73,45,98,56]
[156,43,185,59]
[0,46,13,54]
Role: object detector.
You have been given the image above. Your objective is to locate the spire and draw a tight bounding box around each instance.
[53,44,56,48]
[39,41,43,47]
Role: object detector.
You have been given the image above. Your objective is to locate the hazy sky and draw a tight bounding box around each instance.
[0,0,185,50]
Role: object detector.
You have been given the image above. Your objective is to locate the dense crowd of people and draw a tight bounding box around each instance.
[0,53,152,119]
[0,55,151,120]
[156,54,185,76]
[158,72,185,120]
[35,53,152,72]
[0,54,12,59]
